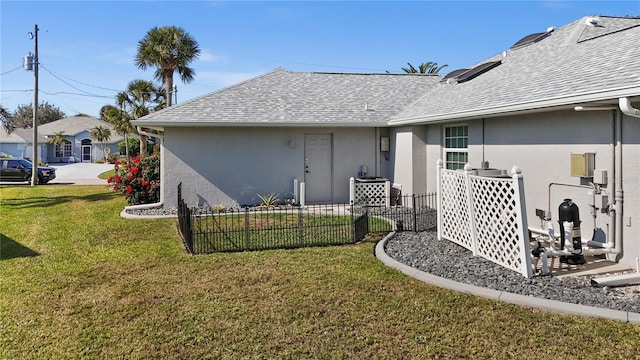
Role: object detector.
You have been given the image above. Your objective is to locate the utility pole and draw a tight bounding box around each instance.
[26,24,39,186]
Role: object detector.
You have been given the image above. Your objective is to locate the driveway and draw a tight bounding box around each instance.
[48,162,114,185]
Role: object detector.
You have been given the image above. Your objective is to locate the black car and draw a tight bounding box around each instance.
[0,158,56,184]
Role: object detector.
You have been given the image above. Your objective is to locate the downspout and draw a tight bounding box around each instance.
[590,98,640,287]
[617,97,640,256]
[121,128,165,214]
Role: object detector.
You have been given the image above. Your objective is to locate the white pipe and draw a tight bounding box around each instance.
[539,251,549,275]
[122,128,165,212]
[619,97,640,118]
[591,273,640,287]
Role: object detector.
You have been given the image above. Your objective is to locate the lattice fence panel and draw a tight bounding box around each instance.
[439,169,473,251]
[354,182,388,206]
[468,175,525,273]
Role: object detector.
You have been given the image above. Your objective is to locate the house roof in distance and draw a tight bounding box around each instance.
[0,127,48,144]
[390,15,640,125]
[39,115,124,143]
[132,68,440,127]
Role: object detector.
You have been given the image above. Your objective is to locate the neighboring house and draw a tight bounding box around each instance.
[132,15,640,269]
[1,116,125,163]
[38,116,124,163]
[0,127,48,162]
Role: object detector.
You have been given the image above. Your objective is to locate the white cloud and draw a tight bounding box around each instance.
[198,49,227,63]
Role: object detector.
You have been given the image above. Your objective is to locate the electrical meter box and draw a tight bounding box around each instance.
[571,153,595,177]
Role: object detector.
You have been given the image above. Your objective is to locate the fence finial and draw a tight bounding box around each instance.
[511,166,522,176]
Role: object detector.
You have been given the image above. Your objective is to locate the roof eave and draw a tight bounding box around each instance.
[388,86,640,126]
[130,120,386,128]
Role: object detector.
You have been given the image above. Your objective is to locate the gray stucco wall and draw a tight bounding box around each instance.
[417,109,639,269]
[388,126,427,195]
[162,126,377,208]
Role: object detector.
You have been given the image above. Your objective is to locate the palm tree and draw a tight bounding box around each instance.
[90,126,112,161]
[103,104,134,159]
[135,26,200,107]
[48,131,67,159]
[117,79,165,156]
[402,62,448,74]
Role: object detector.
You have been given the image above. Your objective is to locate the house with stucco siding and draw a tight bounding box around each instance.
[1,115,125,163]
[132,15,640,270]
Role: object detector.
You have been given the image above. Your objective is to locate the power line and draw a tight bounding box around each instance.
[0,66,23,76]
[40,64,111,98]
[40,65,122,92]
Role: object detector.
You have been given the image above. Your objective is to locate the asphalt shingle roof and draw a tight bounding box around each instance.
[133,69,440,126]
[38,116,124,143]
[132,15,640,129]
[391,16,640,124]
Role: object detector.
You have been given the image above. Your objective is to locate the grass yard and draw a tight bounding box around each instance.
[1,185,639,359]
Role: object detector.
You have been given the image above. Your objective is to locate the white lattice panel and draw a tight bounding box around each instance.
[354,182,387,206]
[437,161,532,278]
[439,169,473,251]
[468,175,524,273]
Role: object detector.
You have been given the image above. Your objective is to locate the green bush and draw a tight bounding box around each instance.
[107,153,160,205]
[118,138,154,157]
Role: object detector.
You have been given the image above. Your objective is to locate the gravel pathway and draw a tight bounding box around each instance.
[384,231,640,314]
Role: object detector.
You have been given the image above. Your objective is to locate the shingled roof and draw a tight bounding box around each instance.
[132,69,440,127]
[390,15,640,125]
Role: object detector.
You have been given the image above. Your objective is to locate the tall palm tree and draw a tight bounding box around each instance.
[402,62,448,74]
[135,26,200,107]
[103,104,134,159]
[90,126,112,161]
[118,79,165,156]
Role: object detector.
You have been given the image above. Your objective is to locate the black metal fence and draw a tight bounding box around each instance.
[176,183,437,254]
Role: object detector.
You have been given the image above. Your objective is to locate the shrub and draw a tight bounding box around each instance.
[107,153,120,164]
[107,153,160,205]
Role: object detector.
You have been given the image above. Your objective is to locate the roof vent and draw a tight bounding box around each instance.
[585,17,602,27]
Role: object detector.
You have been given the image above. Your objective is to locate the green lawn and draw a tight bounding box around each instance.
[1,185,639,359]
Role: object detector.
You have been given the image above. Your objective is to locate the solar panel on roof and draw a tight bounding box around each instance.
[510,31,551,49]
[456,61,502,83]
[440,68,469,83]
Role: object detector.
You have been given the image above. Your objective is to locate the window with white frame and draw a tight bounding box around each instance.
[444,125,468,170]
[55,140,72,158]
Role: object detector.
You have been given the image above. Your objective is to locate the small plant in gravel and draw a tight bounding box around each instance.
[257,193,280,208]
[107,153,160,205]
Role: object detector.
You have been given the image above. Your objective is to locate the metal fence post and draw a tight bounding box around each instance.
[298,206,304,246]
[412,194,417,232]
[244,208,250,250]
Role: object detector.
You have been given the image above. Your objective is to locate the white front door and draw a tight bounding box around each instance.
[82,145,92,162]
[304,134,332,203]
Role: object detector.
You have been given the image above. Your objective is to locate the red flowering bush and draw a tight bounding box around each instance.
[107,154,160,205]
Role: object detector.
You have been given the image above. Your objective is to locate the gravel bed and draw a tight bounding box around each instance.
[384,231,640,314]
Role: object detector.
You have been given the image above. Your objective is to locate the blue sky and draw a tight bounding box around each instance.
[1,1,639,118]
